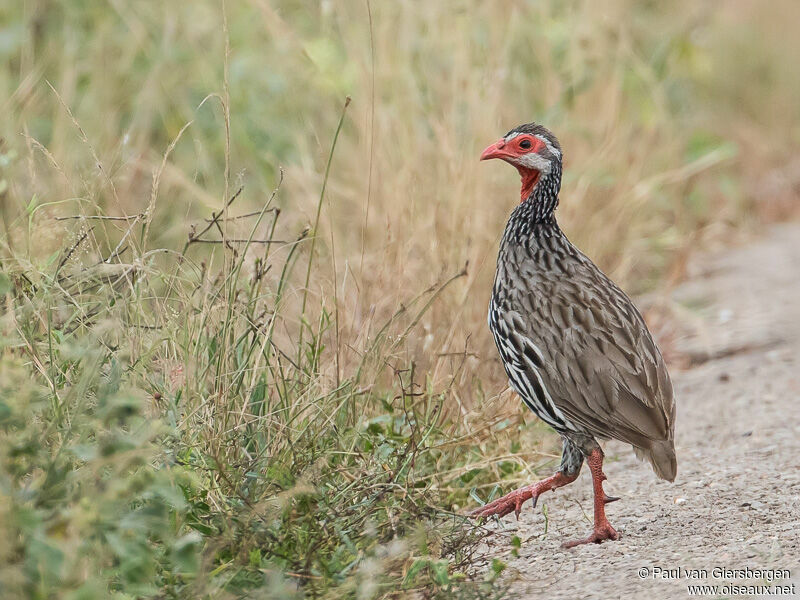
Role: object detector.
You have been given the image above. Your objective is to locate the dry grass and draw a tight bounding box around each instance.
[0,0,798,598]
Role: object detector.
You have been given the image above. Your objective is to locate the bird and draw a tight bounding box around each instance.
[472,122,676,548]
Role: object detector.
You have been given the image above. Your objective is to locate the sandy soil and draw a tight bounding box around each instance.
[475,224,800,599]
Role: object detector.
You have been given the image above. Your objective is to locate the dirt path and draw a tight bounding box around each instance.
[477,224,800,599]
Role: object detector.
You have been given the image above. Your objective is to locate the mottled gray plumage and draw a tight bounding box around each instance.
[488,123,677,482]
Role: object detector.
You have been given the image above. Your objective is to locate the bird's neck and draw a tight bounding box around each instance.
[520,163,562,224]
[505,198,564,247]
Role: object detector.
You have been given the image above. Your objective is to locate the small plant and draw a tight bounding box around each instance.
[0,124,527,597]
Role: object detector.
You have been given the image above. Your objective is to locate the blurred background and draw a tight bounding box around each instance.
[3,1,800,382]
[1,1,798,598]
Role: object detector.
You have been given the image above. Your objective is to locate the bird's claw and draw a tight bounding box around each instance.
[470,487,535,520]
[469,472,577,521]
[561,521,620,548]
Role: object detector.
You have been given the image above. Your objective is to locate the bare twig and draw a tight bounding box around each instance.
[55,213,145,221]
[188,238,289,245]
[187,186,244,246]
[57,227,93,273]
[105,215,141,263]
[203,207,279,223]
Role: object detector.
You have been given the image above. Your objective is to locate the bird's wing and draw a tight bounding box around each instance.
[511,253,675,448]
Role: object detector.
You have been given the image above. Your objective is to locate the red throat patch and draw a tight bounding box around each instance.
[519,168,541,202]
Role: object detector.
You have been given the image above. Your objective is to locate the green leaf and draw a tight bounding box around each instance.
[249,548,262,567]
[0,272,11,296]
[172,532,202,574]
[430,559,450,586]
[404,558,429,586]
[491,558,507,576]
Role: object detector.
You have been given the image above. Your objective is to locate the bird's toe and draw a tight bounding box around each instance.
[561,522,620,548]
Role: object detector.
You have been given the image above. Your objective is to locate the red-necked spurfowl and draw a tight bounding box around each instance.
[472,123,676,548]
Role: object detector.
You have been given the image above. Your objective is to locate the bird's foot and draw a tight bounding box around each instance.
[469,485,537,520]
[470,471,577,520]
[561,520,620,548]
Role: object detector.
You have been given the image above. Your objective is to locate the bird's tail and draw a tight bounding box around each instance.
[634,440,677,482]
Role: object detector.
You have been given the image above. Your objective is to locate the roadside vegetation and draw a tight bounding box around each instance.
[0,1,798,598]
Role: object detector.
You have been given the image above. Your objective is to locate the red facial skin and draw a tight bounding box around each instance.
[480,135,546,202]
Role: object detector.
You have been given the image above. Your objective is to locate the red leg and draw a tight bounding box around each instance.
[562,447,620,548]
[470,471,578,520]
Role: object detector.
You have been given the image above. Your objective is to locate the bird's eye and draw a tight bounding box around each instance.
[519,138,532,150]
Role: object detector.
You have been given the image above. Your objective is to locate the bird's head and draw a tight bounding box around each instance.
[480,122,562,205]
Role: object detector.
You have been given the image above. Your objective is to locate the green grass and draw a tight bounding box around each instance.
[0,114,530,597]
[1,1,799,598]
[0,175,527,598]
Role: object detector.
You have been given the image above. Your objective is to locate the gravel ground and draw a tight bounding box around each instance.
[476,224,800,599]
